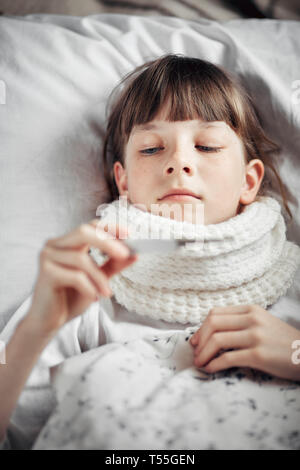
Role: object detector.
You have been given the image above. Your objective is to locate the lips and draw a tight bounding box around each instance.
[159,188,201,200]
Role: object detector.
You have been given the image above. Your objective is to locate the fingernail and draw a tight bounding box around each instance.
[119,246,130,257]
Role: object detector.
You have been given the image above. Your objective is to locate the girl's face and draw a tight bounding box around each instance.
[114,105,264,225]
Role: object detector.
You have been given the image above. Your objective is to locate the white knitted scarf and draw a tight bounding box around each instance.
[90,195,300,325]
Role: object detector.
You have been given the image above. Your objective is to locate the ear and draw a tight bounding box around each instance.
[239,159,265,205]
[113,161,128,197]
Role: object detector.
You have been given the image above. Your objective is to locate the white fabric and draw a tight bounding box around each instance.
[1,13,300,331]
[91,196,300,324]
[1,266,300,450]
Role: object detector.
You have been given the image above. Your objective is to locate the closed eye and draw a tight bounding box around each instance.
[140,147,162,155]
[140,146,222,155]
[196,146,222,153]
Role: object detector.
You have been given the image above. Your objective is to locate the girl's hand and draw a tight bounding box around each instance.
[190,305,300,382]
[27,219,138,334]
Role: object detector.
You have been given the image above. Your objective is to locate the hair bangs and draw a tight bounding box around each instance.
[118,55,241,141]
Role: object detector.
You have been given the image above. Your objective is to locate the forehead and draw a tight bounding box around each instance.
[131,120,232,135]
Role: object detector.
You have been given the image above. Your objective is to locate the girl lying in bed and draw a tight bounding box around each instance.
[1,54,300,449]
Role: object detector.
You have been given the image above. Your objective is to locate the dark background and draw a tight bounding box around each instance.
[0,0,299,21]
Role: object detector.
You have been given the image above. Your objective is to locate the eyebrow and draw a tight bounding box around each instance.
[132,121,227,133]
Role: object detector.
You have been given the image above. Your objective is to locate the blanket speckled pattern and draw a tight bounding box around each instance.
[33,328,300,450]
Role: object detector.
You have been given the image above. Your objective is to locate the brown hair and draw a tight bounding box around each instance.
[101,53,292,222]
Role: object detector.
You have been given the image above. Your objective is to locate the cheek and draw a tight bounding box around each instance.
[127,163,153,198]
[208,159,244,196]
[130,164,148,184]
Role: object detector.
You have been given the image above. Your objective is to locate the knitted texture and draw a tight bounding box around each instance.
[90,196,300,325]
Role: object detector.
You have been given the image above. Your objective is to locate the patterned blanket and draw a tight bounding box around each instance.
[33,329,300,450]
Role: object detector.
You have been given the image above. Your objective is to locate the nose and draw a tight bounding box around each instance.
[163,149,195,176]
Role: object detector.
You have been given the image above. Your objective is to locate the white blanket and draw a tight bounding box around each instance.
[33,329,300,450]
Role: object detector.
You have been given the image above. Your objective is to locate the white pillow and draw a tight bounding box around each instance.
[1,13,300,330]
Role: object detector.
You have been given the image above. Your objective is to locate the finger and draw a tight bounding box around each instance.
[190,305,251,346]
[194,330,252,368]
[208,305,252,315]
[193,313,252,355]
[101,253,139,279]
[43,245,113,296]
[201,348,254,374]
[90,219,129,240]
[46,222,130,259]
[190,327,201,346]
[44,259,100,301]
